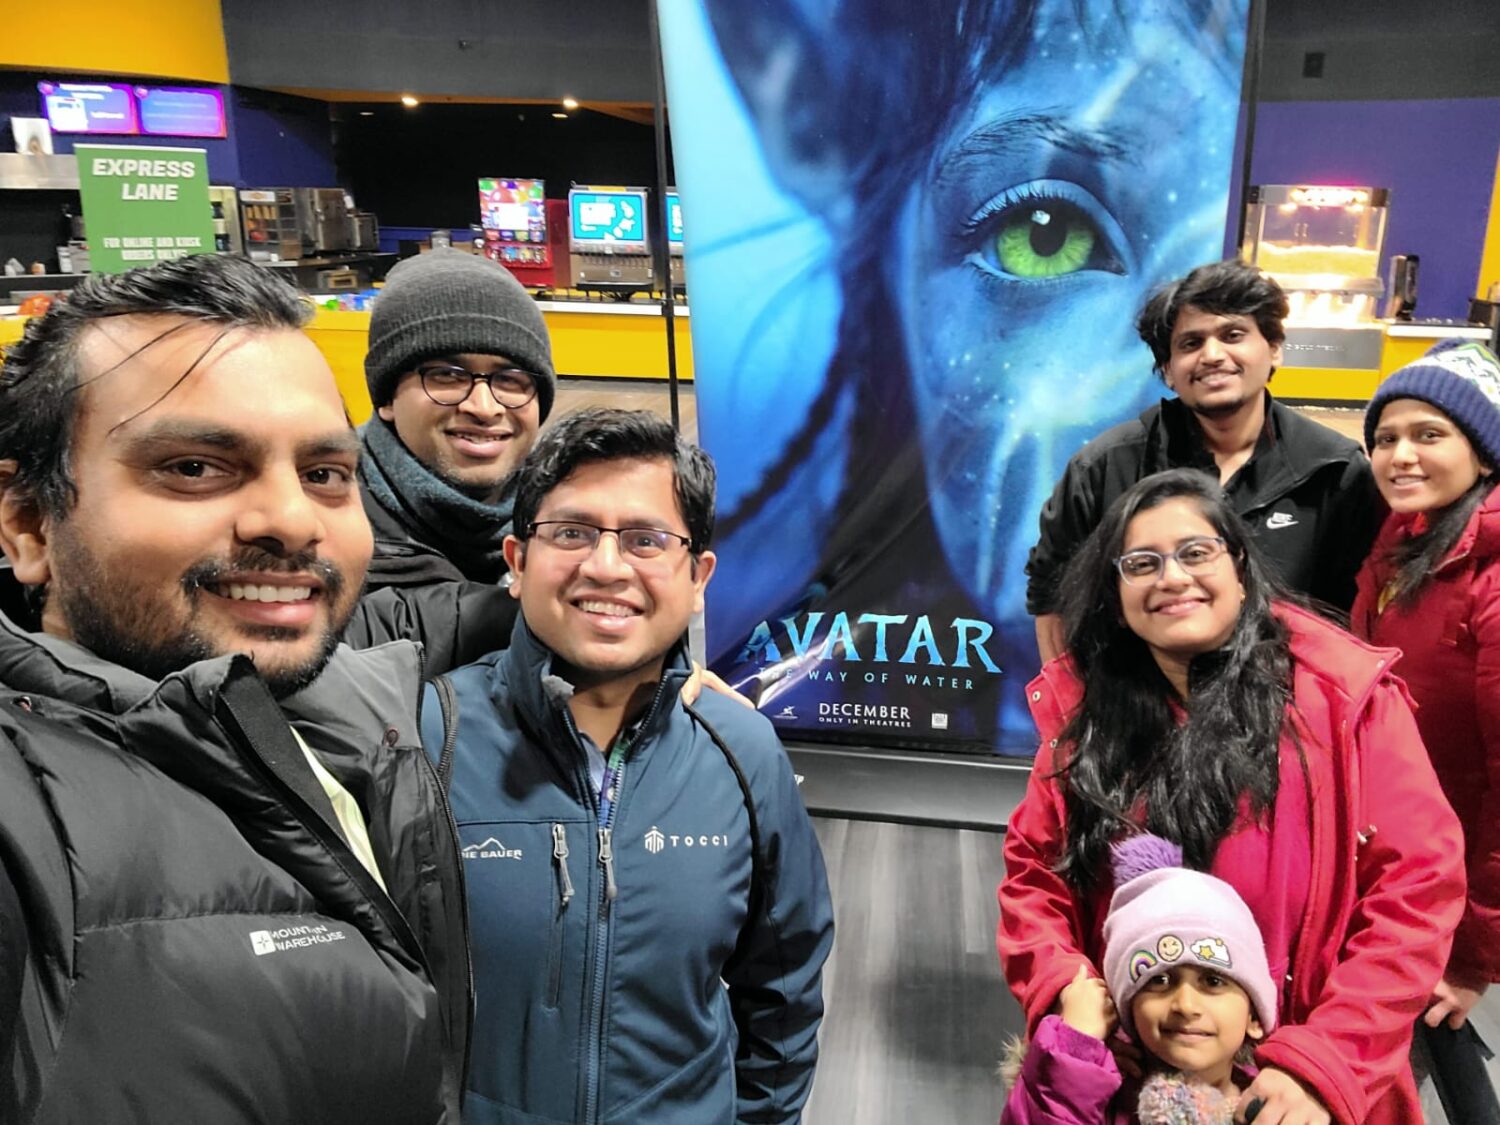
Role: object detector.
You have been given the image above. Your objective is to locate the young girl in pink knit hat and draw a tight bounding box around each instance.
[1002,835,1277,1125]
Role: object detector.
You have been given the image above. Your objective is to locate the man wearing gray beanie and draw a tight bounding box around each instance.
[358,248,557,588]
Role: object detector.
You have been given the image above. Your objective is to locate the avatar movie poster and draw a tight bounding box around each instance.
[658,0,1251,754]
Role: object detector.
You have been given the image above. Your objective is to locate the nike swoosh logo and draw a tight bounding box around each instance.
[1265,513,1298,529]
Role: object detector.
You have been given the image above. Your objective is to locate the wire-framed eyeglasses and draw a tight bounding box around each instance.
[529,520,694,561]
[1114,537,1229,585]
[415,362,539,409]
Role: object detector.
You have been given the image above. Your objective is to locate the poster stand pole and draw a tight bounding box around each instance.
[648,0,681,432]
[1235,0,1267,253]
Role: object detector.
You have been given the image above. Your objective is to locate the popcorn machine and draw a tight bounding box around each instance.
[1241,184,1389,400]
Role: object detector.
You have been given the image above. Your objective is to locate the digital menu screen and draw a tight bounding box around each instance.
[38,82,227,138]
[569,189,648,246]
[137,87,226,138]
[38,83,138,135]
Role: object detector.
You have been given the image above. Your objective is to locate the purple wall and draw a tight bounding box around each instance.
[229,93,336,188]
[1227,97,1500,320]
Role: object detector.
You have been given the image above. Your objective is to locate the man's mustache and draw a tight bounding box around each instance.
[181,549,345,599]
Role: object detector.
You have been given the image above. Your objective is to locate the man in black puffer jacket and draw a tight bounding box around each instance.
[0,255,469,1122]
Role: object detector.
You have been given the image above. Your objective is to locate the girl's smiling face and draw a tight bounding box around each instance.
[1132,965,1262,1093]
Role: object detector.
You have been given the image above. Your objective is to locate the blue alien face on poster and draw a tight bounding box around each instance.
[661,0,1248,752]
[889,3,1246,618]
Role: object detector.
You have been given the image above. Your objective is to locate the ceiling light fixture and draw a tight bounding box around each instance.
[400,95,419,108]
[562,97,579,110]
[552,112,568,119]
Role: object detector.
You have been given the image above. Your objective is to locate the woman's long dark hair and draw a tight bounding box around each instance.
[1383,475,1497,609]
[1053,469,1295,891]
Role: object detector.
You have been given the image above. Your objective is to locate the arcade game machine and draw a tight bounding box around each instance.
[568,185,654,298]
[478,177,552,288]
[1241,184,1390,404]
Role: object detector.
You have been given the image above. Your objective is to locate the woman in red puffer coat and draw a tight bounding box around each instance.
[999,468,1464,1125]
[1352,341,1500,1060]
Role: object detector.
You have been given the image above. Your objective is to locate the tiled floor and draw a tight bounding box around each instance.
[552,376,697,440]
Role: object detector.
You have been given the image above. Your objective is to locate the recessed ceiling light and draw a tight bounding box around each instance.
[562,97,579,110]
[552,112,568,119]
[400,94,419,108]
[359,110,374,116]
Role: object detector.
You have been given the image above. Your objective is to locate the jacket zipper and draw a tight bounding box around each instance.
[548,822,574,1009]
[561,672,676,1125]
[584,761,623,1124]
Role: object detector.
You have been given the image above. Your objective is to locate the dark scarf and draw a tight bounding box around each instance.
[359,417,515,583]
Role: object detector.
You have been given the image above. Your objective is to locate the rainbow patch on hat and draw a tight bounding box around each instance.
[1129,949,1159,981]
[1191,937,1232,968]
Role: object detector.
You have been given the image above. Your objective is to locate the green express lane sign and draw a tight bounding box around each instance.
[75,144,215,273]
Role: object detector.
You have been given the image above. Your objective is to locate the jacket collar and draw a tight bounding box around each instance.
[1025,602,1398,741]
[497,613,692,749]
[0,607,423,749]
[1152,393,1357,496]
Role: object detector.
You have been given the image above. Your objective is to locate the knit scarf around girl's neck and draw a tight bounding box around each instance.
[359,417,516,583]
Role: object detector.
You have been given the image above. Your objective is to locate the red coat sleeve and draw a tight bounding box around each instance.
[1254,680,1465,1124]
[1452,572,1500,983]
[997,740,1097,1034]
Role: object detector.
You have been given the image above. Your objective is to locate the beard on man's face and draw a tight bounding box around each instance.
[49,541,353,698]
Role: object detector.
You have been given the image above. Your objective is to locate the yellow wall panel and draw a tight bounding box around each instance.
[304,307,694,425]
[2,1,229,84]
[4,307,695,425]
[1479,146,1500,301]
[1273,365,1381,403]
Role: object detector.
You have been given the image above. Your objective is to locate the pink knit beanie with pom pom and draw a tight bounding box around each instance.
[1101,834,1277,1041]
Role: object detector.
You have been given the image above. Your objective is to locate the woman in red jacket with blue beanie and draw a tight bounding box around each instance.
[1352,339,1500,1122]
[998,468,1464,1125]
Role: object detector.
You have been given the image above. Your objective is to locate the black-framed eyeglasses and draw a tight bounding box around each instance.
[1114,536,1228,585]
[529,520,694,561]
[415,362,539,409]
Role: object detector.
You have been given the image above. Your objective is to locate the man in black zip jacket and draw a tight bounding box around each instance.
[0,255,472,1122]
[1026,259,1383,662]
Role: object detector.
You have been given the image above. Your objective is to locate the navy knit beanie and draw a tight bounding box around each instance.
[365,249,556,419]
[1365,339,1500,468]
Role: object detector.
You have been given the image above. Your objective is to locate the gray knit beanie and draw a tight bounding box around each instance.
[365,249,556,419]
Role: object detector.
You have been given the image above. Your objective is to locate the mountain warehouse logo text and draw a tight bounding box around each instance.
[463,837,523,860]
[250,923,347,956]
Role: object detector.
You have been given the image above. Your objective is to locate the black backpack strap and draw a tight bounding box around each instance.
[433,674,459,794]
[684,703,765,973]
[217,661,341,834]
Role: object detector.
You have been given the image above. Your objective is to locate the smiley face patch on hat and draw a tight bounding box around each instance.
[1190,937,1232,969]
